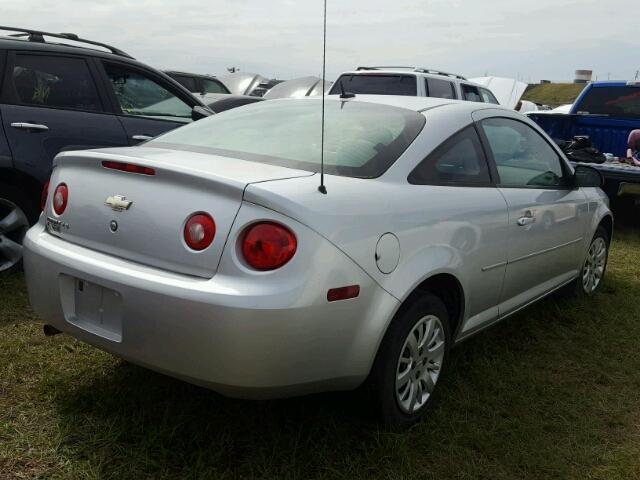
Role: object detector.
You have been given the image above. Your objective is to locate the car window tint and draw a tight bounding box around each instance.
[409,126,490,185]
[426,77,456,99]
[149,100,425,179]
[329,74,417,96]
[480,88,499,104]
[11,54,102,111]
[577,86,640,118]
[481,118,565,187]
[462,84,482,102]
[104,63,192,120]
[203,78,229,94]
[171,74,198,92]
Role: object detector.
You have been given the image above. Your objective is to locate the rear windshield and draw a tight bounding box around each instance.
[329,74,417,96]
[577,86,640,118]
[149,100,425,178]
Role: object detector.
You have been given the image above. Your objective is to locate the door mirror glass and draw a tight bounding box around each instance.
[573,165,603,188]
[191,105,214,121]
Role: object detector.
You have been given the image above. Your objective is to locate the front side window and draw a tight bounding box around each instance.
[409,126,491,185]
[479,88,499,104]
[577,86,640,118]
[329,74,417,96]
[203,78,230,94]
[480,117,566,188]
[104,63,192,120]
[149,100,425,178]
[11,54,102,111]
[462,84,482,102]
[426,77,456,99]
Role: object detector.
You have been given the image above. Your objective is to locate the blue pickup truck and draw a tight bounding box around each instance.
[529,81,640,204]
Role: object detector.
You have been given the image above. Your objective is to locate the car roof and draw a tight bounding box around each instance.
[337,68,487,85]
[0,36,138,63]
[279,94,514,115]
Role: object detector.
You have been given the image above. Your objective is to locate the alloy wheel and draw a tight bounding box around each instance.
[395,314,446,414]
[0,198,30,272]
[582,237,607,294]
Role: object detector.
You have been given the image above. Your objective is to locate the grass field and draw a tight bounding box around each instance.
[2,229,640,479]
[522,83,586,107]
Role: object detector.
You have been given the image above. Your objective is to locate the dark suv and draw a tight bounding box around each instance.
[0,27,208,273]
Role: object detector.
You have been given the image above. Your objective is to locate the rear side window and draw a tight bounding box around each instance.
[425,77,456,99]
[409,126,491,185]
[479,88,499,104]
[461,84,482,102]
[170,74,198,92]
[103,63,193,120]
[11,54,102,111]
[329,74,417,96]
[203,78,230,94]
[577,86,640,118]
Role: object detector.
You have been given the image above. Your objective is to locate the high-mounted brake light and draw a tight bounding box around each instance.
[53,183,68,215]
[184,213,216,251]
[102,161,155,176]
[40,180,50,211]
[241,222,297,271]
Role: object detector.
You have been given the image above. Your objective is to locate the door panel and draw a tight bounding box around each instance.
[497,187,588,314]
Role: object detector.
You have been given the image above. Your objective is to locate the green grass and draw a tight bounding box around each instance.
[2,229,640,479]
[522,83,586,107]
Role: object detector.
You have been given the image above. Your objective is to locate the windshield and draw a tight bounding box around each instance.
[329,74,417,96]
[149,100,425,178]
[577,86,640,118]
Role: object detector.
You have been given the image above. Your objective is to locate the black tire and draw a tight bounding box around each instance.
[369,293,451,429]
[563,226,610,298]
[0,181,40,274]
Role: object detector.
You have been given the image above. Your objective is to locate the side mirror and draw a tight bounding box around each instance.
[573,164,603,188]
[191,105,214,121]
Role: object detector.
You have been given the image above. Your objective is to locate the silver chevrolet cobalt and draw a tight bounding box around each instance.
[25,96,612,427]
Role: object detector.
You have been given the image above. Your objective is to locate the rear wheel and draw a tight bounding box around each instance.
[370,293,451,429]
[0,183,39,274]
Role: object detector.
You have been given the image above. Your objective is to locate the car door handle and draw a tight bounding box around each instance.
[131,135,153,142]
[517,211,536,227]
[10,122,49,132]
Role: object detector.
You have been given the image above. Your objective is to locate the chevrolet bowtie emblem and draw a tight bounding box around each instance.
[104,195,133,212]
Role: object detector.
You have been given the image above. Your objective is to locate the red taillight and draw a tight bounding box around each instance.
[102,161,155,176]
[184,213,216,251]
[53,183,68,215]
[40,180,50,211]
[241,222,297,271]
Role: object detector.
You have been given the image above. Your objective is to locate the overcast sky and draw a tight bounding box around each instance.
[3,0,638,82]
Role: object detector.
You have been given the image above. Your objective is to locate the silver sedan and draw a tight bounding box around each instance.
[24,96,612,427]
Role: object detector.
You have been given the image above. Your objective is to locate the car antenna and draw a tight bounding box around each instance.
[318,0,328,195]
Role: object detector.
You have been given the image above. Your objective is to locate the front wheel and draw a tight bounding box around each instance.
[369,293,451,429]
[0,183,39,274]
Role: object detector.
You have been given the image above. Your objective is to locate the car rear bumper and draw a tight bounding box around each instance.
[23,221,399,399]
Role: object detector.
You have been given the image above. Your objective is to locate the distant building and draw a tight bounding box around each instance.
[574,70,593,84]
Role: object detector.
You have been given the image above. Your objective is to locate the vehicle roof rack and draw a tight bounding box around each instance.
[356,66,467,80]
[0,26,133,58]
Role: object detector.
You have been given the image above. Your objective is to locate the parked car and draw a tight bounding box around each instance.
[0,26,210,273]
[164,70,231,95]
[195,93,264,113]
[263,76,333,99]
[25,96,612,427]
[217,72,282,97]
[528,81,640,207]
[329,67,500,104]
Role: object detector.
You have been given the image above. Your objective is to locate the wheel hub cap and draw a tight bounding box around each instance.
[582,237,607,294]
[395,315,446,414]
[0,199,29,272]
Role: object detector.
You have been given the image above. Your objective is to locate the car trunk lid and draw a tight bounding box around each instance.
[46,147,312,278]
